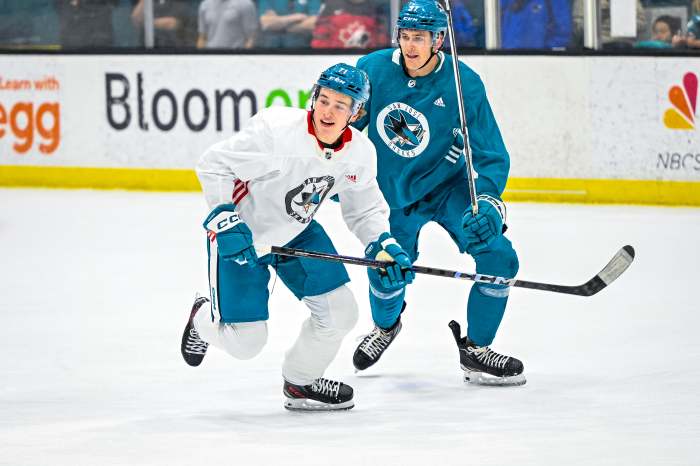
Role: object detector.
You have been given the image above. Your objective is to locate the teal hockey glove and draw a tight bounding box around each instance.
[204,205,258,267]
[462,194,506,254]
[365,232,415,290]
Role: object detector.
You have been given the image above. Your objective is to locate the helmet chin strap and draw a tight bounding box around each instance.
[336,117,353,138]
[399,35,441,75]
[310,108,353,147]
[420,50,438,70]
[399,44,437,74]
[418,48,438,71]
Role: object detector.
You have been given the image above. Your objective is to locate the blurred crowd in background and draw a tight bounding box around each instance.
[0,0,698,51]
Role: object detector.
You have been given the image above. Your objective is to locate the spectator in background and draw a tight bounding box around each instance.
[500,0,572,49]
[680,0,700,49]
[197,0,257,48]
[310,0,388,49]
[54,0,119,48]
[598,0,646,49]
[445,0,483,48]
[688,15,700,48]
[1,0,57,46]
[258,0,319,48]
[131,0,195,47]
[672,14,700,49]
[635,15,682,48]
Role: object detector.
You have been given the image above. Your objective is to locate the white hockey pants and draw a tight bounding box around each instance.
[194,285,358,385]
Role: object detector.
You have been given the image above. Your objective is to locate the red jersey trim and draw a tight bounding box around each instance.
[232,179,249,205]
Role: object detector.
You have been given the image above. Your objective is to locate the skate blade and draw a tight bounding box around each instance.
[462,369,526,387]
[283,398,354,412]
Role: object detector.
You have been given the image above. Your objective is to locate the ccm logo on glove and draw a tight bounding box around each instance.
[206,211,242,233]
[203,205,258,266]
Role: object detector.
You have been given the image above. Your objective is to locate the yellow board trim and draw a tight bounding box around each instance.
[1,165,699,206]
[0,165,201,191]
[504,177,700,206]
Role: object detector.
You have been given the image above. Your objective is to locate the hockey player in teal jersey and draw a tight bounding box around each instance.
[352,0,525,386]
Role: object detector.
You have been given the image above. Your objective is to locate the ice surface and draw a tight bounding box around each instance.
[1,189,698,466]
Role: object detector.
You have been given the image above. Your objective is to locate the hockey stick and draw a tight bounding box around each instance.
[266,245,635,297]
[443,0,479,216]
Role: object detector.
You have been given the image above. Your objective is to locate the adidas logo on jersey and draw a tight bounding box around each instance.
[434,97,445,107]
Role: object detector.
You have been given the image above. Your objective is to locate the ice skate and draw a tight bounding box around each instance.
[449,320,526,386]
[353,317,402,371]
[283,378,354,411]
[180,296,210,367]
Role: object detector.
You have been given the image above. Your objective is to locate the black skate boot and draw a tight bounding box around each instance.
[449,320,526,386]
[283,378,354,411]
[353,317,402,371]
[180,296,210,367]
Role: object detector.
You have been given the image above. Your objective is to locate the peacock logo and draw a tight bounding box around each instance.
[663,72,698,130]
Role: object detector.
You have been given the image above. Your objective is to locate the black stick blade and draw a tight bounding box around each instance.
[598,245,635,285]
[513,245,635,296]
[584,245,635,296]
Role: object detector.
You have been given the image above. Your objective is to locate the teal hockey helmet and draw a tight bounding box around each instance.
[396,0,448,42]
[313,63,370,115]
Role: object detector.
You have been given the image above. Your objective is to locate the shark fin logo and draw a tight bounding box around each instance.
[376,102,430,158]
[664,72,697,130]
[285,176,335,224]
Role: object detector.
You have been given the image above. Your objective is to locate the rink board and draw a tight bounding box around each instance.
[1,165,699,206]
[0,54,699,205]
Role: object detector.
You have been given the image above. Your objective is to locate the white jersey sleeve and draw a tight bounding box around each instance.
[195,107,390,250]
[338,141,390,247]
[196,112,282,208]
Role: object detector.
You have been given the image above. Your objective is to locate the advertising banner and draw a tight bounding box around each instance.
[1,54,698,203]
[0,55,340,169]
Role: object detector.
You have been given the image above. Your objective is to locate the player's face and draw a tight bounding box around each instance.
[312,88,358,144]
[398,29,442,75]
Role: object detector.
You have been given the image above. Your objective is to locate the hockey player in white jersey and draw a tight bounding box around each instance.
[180,63,415,411]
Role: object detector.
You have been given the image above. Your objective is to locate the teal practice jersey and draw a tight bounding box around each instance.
[354,49,509,209]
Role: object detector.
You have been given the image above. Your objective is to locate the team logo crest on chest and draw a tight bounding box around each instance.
[376,102,430,158]
[285,176,335,224]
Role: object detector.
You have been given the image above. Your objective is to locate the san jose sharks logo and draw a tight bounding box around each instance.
[285,176,335,224]
[377,102,430,158]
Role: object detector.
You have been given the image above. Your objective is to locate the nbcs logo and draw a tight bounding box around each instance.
[664,72,697,130]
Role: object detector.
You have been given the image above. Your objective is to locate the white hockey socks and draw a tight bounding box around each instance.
[193,304,268,360]
[283,285,358,385]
